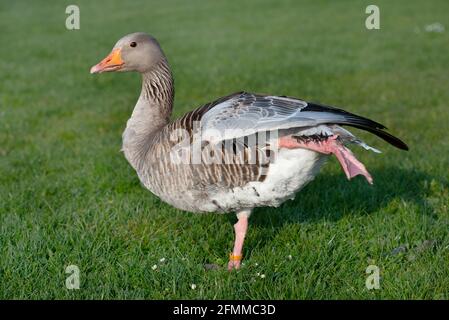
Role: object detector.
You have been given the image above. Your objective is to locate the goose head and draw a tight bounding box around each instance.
[90,32,165,74]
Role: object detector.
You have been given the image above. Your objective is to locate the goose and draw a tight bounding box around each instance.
[90,32,408,270]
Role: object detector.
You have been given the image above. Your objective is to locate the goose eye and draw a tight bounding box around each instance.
[130,42,137,48]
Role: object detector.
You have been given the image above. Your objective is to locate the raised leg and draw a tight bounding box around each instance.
[279,134,373,184]
[228,209,251,271]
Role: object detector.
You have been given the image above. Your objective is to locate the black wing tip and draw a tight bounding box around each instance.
[396,139,409,151]
[302,101,408,151]
[345,123,409,151]
[387,135,409,151]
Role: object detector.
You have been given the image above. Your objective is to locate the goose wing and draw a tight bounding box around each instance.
[200,92,408,150]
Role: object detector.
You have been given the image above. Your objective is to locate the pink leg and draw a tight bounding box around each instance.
[228,211,250,271]
[279,135,373,184]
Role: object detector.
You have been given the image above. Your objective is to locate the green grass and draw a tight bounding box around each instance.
[1,0,448,299]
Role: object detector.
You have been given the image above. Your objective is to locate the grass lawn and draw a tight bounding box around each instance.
[1,0,448,299]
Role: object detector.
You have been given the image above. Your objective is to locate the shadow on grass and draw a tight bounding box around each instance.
[228,167,436,252]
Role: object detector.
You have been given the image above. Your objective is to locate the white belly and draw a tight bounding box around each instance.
[206,148,327,211]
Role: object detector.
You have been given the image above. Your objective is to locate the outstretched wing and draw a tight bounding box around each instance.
[200,92,408,150]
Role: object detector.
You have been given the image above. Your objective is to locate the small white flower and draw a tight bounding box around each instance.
[287,255,292,260]
[424,22,445,33]
[151,264,158,270]
[256,272,260,276]
[159,258,166,263]
[255,263,259,266]
[191,284,197,290]
[260,274,266,279]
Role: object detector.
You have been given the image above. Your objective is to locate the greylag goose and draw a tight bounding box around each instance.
[90,32,408,270]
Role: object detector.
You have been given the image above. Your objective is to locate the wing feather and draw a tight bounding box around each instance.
[199,92,408,150]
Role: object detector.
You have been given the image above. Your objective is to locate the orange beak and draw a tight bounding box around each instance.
[90,48,124,74]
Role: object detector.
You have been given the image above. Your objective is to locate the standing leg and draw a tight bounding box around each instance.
[228,209,251,271]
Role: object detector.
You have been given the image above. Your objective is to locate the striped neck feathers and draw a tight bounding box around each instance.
[122,59,174,171]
